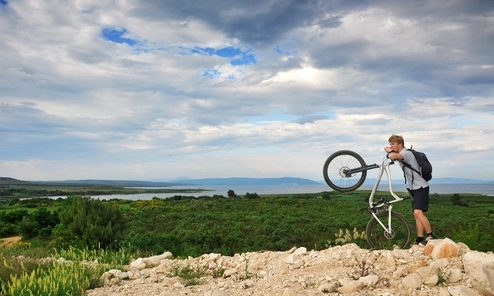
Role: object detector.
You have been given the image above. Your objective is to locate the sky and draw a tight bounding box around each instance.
[1,0,493,182]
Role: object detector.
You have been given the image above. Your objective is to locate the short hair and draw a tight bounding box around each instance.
[388,134,405,146]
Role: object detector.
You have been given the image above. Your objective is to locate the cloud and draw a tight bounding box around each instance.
[0,0,493,182]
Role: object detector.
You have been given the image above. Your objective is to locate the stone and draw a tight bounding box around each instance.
[402,272,422,290]
[282,287,298,296]
[318,283,337,293]
[430,238,460,260]
[359,274,379,287]
[462,250,494,295]
[85,239,492,296]
[337,280,364,293]
[447,285,482,296]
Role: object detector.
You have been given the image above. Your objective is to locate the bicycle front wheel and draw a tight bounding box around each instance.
[366,211,412,249]
[323,150,367,192]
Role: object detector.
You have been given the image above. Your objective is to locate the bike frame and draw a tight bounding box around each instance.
[367,159,405,235]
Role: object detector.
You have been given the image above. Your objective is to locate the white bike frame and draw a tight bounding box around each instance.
[368,159,404,234]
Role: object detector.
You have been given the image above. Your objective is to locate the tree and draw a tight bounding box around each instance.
[53,196,126,250]
[227,190,237,198]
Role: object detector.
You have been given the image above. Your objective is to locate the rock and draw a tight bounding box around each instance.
[424,274,439,286]
[283,287,298,296]
[430,238,460,260]
[338,280,364,293]
[402,272,422,290]
[293,247,307,255]
[462,250,494,295]
[318,283,337,293]
[447,285,482,296]
[204,289,228,296]
[85,239,491,296]
[359,274,379,287]
[285,253,298,264]
[449,268,463,283]
[129,258,146,270]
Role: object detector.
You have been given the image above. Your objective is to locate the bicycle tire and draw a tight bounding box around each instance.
[366,211,412,249]
[323,150,367,192]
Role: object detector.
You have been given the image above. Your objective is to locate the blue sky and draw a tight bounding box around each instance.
[0,0,493,182]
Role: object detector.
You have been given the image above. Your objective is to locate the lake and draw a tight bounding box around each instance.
[86,183,494,200]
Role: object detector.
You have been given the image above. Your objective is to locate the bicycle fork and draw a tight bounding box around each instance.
[371,207,395,236]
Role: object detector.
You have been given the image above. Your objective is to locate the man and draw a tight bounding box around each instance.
[384,134,434,246]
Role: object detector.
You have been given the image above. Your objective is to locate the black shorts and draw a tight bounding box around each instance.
[410,186,430,212]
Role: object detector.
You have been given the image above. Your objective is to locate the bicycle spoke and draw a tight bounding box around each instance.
[323,150,366,192]
[366,211,412,249]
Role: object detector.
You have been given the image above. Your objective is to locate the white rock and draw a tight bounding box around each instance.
[359,274,379,287]
[447,285,482,296]
[384,250,396,267]
[449,268,463,283]
[431,238,460,260]
[318,283,337,293]
[282,287,298,296]
[338,280,364,293]
[284,253,299,264]
[293,247,307,255]
[402,272,423,290]
[424,274,439,287]
[129,258,146,270]
[463,250,494,295]
[204,289,228,296]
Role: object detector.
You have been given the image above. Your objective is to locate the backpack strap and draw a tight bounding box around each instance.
[400,159,421,185]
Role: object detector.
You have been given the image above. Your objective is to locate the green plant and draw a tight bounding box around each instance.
[437,268,450,284]
[326,228,366,247]
[1,260,98,295]
[211,267,225,278]
[171,264,207,286]
[240,254,253,280]
[53,196,127,250]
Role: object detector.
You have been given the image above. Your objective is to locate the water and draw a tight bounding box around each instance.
[87,183,494,200]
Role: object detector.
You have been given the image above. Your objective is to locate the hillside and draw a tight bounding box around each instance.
[86,238,494,296]
[0,177,29,185]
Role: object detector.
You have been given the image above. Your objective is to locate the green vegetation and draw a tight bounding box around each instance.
[0,189,493,295]
[0,182,208,200]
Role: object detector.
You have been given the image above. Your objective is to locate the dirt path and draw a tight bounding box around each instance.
[0,236,21,247]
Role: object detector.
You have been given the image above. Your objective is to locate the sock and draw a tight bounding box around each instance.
[427,232,433,238]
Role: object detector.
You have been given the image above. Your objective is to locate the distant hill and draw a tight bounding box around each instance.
[2,176,492,187]
[37,179,181,187]
[170,177,321,186]
[0,177,29,185]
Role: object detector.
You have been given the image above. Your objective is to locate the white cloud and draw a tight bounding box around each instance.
[0,0,493,182]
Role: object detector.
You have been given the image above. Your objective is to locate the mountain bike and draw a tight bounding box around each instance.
[323,150,412,249]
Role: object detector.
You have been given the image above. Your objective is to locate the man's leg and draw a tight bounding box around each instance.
[414,209,432,236]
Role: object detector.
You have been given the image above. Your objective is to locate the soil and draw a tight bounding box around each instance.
[0,235,21,248]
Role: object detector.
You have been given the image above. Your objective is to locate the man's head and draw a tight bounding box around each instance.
[388,134,405,152]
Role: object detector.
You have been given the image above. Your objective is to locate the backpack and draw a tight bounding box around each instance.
[401,148,433,183]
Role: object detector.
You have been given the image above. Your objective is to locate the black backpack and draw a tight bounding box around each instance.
[401,148,433,182]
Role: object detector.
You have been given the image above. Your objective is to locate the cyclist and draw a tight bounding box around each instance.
[384,134,434,246]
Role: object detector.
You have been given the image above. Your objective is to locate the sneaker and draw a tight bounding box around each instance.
[413,238,425,246]
[426,235,434,241]
[419,240,428,246]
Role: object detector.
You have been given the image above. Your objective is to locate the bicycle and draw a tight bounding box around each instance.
[322,150,412,249]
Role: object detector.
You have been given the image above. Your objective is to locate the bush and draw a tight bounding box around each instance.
[52,196,127,250]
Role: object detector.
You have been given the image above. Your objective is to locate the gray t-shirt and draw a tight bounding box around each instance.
[399,149,429,190]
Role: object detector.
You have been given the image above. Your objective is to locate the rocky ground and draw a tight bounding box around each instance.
[85,238,494,296]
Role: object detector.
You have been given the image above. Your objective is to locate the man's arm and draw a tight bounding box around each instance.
[384,146,404,160]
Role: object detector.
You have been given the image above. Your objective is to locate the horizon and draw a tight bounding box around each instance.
[1,1,493,181]
[3,175,493,184]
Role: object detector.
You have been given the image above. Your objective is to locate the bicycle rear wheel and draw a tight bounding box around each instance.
[366,211,412,249]
[323,150,367,192]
